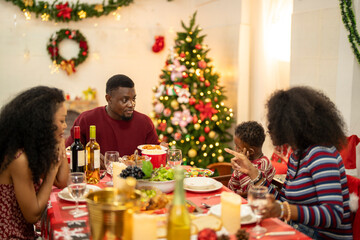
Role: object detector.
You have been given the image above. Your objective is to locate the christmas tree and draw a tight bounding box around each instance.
[151,12,234,168]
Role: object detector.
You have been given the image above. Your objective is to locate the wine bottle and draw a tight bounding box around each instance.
[70,126,85,173]
[167,167,191,240]
[85,125,100,184]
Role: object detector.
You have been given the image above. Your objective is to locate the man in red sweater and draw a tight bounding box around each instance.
[66,74,161,167]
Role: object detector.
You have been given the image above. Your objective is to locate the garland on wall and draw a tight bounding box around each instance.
[47,28,88,75]
[5,0,173,22]
[340,0,360,65]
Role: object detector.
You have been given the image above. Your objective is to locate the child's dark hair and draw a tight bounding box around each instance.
[235,121,265,147]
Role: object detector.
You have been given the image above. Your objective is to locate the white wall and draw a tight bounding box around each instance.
[0,0,241,120]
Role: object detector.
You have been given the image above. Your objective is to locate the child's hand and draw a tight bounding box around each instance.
[225,148,258,178]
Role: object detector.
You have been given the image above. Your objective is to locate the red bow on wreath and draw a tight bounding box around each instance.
[194,100,218,121]
[56,2,72,20]
[152,36,165,53]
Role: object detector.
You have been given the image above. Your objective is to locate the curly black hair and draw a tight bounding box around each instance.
[106,74,134,95]
[0,86,65,183]
[235,121,265,147]
[266,86,346,152]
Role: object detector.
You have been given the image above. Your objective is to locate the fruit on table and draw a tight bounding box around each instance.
[197,228,217,240]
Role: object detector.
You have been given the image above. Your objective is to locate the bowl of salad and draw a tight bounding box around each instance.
[136,162,175,193]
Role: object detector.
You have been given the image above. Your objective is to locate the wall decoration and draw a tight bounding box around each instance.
[5,0,173,23]
[340,0,360,65]
[152,35,165,53]
[47,28,88,75]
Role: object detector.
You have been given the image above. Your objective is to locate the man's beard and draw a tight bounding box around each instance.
[121,114,133,121]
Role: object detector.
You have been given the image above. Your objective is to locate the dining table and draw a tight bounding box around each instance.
[41,173,311,240]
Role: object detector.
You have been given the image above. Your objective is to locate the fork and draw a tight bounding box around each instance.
[203,194,221,200]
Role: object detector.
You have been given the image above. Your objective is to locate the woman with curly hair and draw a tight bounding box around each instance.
[226,86,352,239]
[0,86,70,239]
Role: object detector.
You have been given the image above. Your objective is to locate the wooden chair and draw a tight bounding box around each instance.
[206,162,233,186]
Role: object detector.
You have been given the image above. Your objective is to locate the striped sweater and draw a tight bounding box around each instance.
[228,155,275,194]
[268,145,353,239]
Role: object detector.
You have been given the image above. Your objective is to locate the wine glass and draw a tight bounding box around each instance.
[248,185,268,236]
[167,149,182,168]
[105,151,119,186]
[67,172,87,216]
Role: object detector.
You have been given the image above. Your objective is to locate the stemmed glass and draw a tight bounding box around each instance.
[105,151,119,186]
[248,185,268,236]
[167,149,182,168]
[67,172,87,216]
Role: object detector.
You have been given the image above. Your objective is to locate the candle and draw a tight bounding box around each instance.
[132,213,158,240]
[221,191,241,234]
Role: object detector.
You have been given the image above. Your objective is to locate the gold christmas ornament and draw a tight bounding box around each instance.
[188,149,197,158]
[209,131,216,138]
[167,127,174,134]
[217,155,224,162]
[211,115,218,121]
[170,100,179,109]
[149,111,156,118]
[194,123,200,130]
[186,36,192,42]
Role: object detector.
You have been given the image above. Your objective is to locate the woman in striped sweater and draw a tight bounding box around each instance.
[226,86,352,239]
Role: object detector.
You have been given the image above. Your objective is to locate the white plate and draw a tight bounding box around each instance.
[137,144,167,151]
[58,185,101,203]
[184,177,217,190]
[184,180,223,193]
[208,204,256,225]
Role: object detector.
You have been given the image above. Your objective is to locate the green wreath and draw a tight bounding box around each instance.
[47,28,88,75]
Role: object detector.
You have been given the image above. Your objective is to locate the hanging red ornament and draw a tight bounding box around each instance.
[198,60,207,69]
[65,30,70,35]
[205,80,210,87]
[199,135,205,142]
[157,122,167,131]
[164,108,172,117]
[182,72,188,78]
[189,97,196,105]
[180,52,186,58]
[82,51,87,56]
[68,35,73,39]
[204,126,210,133]
[174,132,182,141]
[214,97,218,102]
[193,115,198,124]
[199,76,205,82]
[195,44,202,50]
[152,35,165,53]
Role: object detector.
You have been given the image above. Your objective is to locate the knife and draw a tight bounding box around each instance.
[186,199,203,214]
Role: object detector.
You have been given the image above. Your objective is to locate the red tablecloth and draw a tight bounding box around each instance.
[41,175,311,240]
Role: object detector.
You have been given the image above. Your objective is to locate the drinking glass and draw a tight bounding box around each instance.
[167,149,182,168]
[105,151,120,186]
[248,185,268,236]
[67,172,87,216]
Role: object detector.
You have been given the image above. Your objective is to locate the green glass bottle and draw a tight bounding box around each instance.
[167,167,191,240]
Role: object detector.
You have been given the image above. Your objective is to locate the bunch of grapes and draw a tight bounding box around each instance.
[120,166,145,179]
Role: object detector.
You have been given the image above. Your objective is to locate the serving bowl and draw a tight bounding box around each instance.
[136,179,175,193]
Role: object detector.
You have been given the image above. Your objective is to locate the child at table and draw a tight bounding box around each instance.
[228,121,275,196]
[0,86,69,239]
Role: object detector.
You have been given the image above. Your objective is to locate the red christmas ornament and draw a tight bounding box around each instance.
[65,30,70,35]
[198,60,207,69]
[179,52,186,58]
[214,97,218,102]
[79,41,88,51]
[192,115,198,124]
[82,51,87,56]
[197,228,217,240]
[163,108,172,117]
[204,126,210,133]
[56,3,72,20]
[189,97,196,105]
[182,72,188,78]
[174,132,182,141]
[199,76,205,82]
[199,135,205,142]
[157,122,167,131]
[48,46,59,57]
[195,44,202,50]
[205,80,210,87]
[152,35,165,53]
[68,35,73,39]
